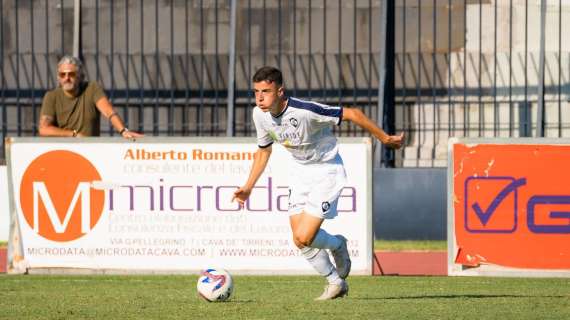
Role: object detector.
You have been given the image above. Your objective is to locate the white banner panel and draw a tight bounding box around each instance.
[8,137,372,274]
[0,166,8,241]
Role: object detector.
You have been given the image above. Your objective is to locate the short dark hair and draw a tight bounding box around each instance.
[252,66,283,86]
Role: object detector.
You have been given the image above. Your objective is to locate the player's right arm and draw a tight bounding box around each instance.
[343,107,404,149]
[232,145,272,207]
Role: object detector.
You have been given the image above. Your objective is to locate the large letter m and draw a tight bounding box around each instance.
[32,182,91,234]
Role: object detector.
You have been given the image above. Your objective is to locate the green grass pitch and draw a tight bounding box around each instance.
[0,275,569,319]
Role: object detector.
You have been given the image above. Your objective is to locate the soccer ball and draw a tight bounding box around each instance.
[196,268,233,302]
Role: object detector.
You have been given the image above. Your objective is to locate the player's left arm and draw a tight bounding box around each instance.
[342,107,404,149]
[95,96,144,139]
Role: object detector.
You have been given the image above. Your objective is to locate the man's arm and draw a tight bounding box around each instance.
[342,107,404,149]
[38,115,80,137]
[38,91,80,137]
[95,96,143,139]
[232,145,273,206]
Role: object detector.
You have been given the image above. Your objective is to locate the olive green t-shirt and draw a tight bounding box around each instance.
[40,81,106,136]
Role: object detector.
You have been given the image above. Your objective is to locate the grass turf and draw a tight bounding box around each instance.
[0,275,568,320]
[374,239,446,251]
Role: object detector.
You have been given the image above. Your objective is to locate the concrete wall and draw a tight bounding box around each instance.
[0,0,383,92]
[3,0,569,96]
[373,168,446,240]
[397,1,570,167]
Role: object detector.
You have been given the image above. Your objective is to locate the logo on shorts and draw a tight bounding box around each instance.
[289,118,299,128]
[321,201,330,212]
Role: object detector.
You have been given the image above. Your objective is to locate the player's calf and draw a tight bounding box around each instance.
[331,235,351,279]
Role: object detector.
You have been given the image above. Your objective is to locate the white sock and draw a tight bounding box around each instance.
[301,246,342,285]
[310,229,342,251]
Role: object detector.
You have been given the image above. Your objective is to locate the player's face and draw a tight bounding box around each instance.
[253,80,284,114]
[58,63,80,93]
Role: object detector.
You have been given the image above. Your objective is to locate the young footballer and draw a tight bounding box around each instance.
[233,66,404,300]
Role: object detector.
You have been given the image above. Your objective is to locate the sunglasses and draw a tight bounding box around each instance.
[58,71,77,79]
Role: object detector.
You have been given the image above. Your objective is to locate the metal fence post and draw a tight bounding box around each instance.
[73,0,81,58]
[376,0,387,167]
[536,0,546,137]
[377,0,395,168]
[227,0,237,137]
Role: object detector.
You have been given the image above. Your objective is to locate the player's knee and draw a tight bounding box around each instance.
[293,233,313,248]
[292,238,303,248]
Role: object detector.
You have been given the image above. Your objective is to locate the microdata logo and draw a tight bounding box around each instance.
[19,150,105,242]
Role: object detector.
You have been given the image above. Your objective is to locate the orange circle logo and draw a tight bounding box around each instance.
[20,150,105,242]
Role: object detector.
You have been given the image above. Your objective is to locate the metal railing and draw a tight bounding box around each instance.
[0,0,388,163]
[1,0,569,167]
[394,0,570,166]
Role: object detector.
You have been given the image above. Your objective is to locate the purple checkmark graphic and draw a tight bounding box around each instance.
[471,178,527,226]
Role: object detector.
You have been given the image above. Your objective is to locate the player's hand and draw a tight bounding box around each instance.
[122,130,144,140]
[384,132,405,149]
[232,187,251,208]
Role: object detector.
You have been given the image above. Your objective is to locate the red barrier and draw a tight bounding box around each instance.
[0,248,6,273]
[373,251,447,276]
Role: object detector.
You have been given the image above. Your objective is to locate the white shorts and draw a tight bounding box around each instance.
[287,154,347,219]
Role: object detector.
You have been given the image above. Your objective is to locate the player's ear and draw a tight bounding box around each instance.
[278,86,284,97]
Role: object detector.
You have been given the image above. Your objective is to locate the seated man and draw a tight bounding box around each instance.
[39,55,142,139]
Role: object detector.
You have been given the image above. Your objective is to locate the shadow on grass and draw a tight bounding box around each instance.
[222,299,255,304]
[356,294,567,300]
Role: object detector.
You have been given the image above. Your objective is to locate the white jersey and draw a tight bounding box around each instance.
[252,97,343,164]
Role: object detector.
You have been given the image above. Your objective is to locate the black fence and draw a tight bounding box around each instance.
[1,0,568,167]
[395,0,570,166]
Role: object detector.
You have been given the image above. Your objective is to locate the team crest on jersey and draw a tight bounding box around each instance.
[289,117,299,128]
[321,201,330,212]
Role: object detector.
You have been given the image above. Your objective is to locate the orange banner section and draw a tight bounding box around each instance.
[454,143,570,269]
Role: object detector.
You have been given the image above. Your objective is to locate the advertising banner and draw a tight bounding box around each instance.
[0,166,8,241]
[7,137,371,274]
[448,138,570,276]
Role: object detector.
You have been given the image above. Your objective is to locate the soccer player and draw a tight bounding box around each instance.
[232,66,404,300]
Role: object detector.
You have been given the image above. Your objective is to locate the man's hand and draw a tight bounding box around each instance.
[121,130,144,139]
[232,187,252,208]
[384,132,405,149]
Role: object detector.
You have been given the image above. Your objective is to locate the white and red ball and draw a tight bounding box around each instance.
[196,268,233,302]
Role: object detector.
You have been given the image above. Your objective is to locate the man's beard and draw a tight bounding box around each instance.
[61,82,76,91]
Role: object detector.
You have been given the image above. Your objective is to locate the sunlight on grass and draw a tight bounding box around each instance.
[374,239,447,251]
[1,275,568,320]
